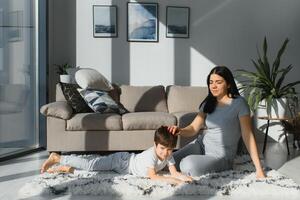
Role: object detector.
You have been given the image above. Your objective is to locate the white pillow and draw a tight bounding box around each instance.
[75,68,113,91]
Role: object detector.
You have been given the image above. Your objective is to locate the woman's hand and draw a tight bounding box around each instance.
[167,126,181,135]
[256,169,266,179]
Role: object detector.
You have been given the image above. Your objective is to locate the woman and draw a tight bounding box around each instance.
[168,66,266,178]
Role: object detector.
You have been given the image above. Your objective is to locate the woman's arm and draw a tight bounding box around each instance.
[168,112,206,137]
[239,115,266,178]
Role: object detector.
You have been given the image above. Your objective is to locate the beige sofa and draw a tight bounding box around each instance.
[41,84,208,152]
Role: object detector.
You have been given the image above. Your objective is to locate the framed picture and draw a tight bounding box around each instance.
[166,6,190,38]
[127,2,158,42]
[93,5,118,38]
[8,10,23,42]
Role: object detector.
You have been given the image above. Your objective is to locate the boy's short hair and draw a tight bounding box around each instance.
[154,126,178,148]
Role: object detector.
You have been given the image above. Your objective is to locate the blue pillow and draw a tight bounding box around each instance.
[79,89,127,114]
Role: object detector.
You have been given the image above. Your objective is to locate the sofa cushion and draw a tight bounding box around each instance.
[75,68,114,91]
[79,89,127,114]
[61,83,93,113]
[67,113,122,131]
[120,85,168,112]
[40,101,73,120]
[108,83,121,103]
[56,83,67,101]
[56,82,122,106]
[122,112,176,130]
[172,112,199,128]
[167,85,207,113]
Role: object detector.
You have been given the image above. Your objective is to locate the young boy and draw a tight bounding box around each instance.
[41,126,193,185]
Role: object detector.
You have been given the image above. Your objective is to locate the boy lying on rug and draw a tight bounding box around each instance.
[41,126,193,185]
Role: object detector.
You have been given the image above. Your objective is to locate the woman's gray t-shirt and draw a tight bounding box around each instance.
[200,96,250,160]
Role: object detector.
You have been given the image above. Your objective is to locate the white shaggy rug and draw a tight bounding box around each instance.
[18,155,300,199]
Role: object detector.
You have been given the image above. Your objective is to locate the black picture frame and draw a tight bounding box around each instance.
[93,5,118,38]
[166,6,190,38]
[127,2,159,42]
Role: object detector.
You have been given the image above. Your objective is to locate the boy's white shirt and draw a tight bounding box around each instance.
[129,146,175,177]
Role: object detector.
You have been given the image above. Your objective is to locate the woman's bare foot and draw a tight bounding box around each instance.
[40,152,61,173]
[47,165,74,174]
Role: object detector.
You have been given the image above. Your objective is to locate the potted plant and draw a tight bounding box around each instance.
[55,62,73,84]
[236,37,300,118]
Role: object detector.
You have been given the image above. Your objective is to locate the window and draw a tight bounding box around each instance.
[0,0,46,159]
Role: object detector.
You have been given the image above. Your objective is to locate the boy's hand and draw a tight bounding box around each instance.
[148,167,187,186]
[175,173,193,182]
[168,165,193,183]
[47,165,74,174]
[179,174,193,182]
[171,178,185,185]
[167,126,180,136]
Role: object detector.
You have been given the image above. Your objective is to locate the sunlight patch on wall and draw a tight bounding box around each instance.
[190,47,215,86]
[129,40,175,86]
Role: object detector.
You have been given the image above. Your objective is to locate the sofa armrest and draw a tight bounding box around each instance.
[40,101,73,120]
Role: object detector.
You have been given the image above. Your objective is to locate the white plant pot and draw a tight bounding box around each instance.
[256,98,290,118]
[60,75,72,84]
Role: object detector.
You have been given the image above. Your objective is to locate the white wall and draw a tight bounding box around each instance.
[76,0,300,88]
[50,0,300,142]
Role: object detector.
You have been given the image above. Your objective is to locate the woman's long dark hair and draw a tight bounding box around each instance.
[199,66,240,114]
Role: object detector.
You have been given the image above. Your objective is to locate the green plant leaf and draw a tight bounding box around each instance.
[255,90,263,110]
[251,59,266,78]
[265,95,273,117]
[263,37,271,80]
[54,62,73,75]
[236,37,298,116]
[272,38,289,82]
[238,68,272,86]
[280,81,300,95]
[275,64,292,91]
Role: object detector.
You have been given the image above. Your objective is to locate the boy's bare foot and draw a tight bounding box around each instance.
[40,152,60,173]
